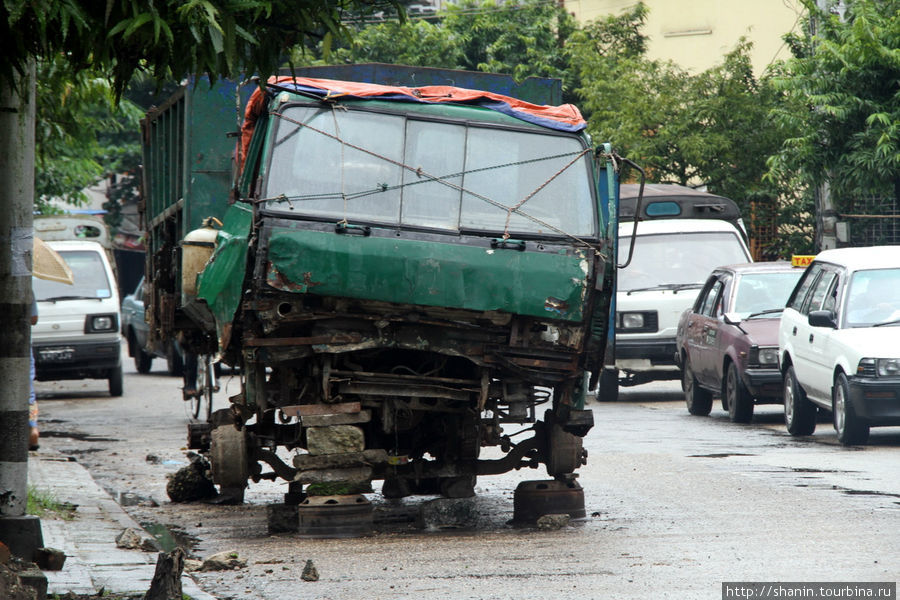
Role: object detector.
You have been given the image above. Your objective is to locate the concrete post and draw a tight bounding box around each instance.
[0,61,44,559]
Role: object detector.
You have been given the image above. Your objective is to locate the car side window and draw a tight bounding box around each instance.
[699,280,724,317]
[804,270,837,315]
[788,264,822,311]
[821,272,842,314]
[693,275,719,312]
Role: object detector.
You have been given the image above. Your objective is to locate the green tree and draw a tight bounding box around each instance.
[33,57,143,215]
[768,0,900,245]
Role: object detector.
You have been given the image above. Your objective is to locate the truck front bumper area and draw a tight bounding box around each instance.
[615,338,678,368]
[34,339,121,381]
[847,378,900,426]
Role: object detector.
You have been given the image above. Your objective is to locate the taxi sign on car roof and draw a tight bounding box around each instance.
[791,255,816,267]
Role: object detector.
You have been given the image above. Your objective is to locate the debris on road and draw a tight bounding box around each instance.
[166,456,217,503]
[200,550,247,572]
[301,559,319,582]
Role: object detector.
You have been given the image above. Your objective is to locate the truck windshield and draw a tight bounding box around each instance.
[619,231,749,292]
[33,250,112,301]
[264,105,596,238]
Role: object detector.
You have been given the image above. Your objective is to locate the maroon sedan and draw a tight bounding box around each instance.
[675,262,803,422]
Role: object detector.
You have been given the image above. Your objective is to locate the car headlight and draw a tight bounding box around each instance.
[856,357,900,378]
[85,314,118,333]
[754,346,779,367]
[620,313,645,329]
[876,358,900,377]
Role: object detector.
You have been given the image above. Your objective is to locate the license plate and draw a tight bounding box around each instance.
[39,348,74,362]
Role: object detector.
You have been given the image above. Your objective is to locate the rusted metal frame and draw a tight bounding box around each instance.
[338,381,475,402]
[244,333,363,346]
[328,368,480,387]
[369,436,539,480]
[251,447,298,482]
[280,401,362,417]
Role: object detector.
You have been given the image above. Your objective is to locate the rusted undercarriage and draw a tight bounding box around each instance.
[198,287,594,500]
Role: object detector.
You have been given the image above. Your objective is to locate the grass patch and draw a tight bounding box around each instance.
[27,486,77,520]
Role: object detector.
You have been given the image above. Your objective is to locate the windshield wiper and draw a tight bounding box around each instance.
[745,308,784,320]
[40,295,102,302]
[872,318,900,327]
[625,283,703,295]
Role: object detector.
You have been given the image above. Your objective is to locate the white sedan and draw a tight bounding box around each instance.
[779,246,900,445]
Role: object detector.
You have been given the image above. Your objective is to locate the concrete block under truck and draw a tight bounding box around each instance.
[141,64,630,534]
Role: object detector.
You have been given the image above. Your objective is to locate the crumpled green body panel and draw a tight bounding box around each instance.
[266,229,590,322]
[197,203,252,343]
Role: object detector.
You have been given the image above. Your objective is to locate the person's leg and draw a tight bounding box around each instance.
[29,349,38,450]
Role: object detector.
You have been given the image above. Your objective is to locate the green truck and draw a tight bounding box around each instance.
[141,64,623,522]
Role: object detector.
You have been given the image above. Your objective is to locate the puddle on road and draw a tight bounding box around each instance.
[141,521,199,555]
[39,430,121,443]
[687,453,756,459]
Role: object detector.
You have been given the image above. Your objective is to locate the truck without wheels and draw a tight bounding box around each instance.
[141,65,624,524]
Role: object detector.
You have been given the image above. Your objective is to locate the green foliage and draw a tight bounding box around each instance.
[27,485,77,520]
[2,0,400,99]
[33,57,143,214]
[331,19,464,67]
[768,0,900,205]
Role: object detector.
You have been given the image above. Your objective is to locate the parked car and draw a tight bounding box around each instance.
[676,262,803,421]
[33,239,123,396]
[121,276,184,375]
[606,216,752,399]
[779,246,900,445]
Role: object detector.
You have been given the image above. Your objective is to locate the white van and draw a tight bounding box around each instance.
[603,217,752,399]
[32,218,123,396]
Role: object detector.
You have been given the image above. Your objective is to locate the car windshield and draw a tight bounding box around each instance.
[264,105,596,237]
[845,268,900,327]
[618,231,749,291]
[33,250,112,301]
[732,271,803,318]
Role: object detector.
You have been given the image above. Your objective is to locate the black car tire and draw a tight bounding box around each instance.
[597,368,619,402]
[833,371,869,446]
[725,362,754,423]
[683,357,712,416]
[131,332,153,374]
[783,365,816,436]
[109,364,124,397]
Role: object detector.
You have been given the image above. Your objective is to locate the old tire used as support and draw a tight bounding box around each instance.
[209,408,249,502]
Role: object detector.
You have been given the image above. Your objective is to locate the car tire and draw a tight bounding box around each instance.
[131,332,153,374]
[833,371,869,446]
[683,357,712,416]
[597,368,619,402]
[783,365,816,436]
[108,364,124,397]
[166,342,184,377]
[725,362,754,423]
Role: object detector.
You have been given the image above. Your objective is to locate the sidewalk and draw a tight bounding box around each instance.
[27,452,216,599]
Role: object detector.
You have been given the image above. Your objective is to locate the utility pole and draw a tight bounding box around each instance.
[814,0,846,250]
[0,62,44,559]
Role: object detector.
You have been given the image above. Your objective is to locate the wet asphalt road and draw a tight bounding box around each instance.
[33,350,900,599]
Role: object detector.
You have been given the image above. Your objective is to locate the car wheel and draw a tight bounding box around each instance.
[725,362,754,423]
[683,357,712,416]
[131,332,153,374]
[833,371,869,445]
[166,342,184,377]
[597,368,619,402]
[108,364,124,397]
[783,365,816,436]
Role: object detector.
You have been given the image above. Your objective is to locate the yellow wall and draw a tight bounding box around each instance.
[564,0,805,75]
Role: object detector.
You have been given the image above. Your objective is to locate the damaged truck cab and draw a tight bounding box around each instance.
[142,65,620,513]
